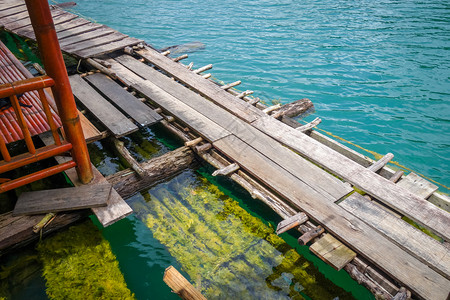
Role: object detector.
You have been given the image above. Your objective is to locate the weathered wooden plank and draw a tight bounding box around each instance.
[79,109,103,143]
[59,26,116,47]
[252,116,450,241]
[429,192,450,212]
[106,57,144,86]
[57,21,102,40]
[114,55,353,200]
[163,266,206,300]
[69,74,138,137]
[85,73,162,127]
[310,234,357,271]
[63,32,129,54]
[136,46,264,123]
[340,192,450,279]
[4,7,66,31]
[397,172,439,199]
[213,134,450,300]
[0,2,24,11]
[13,184,111,216]
[40,131,133,227]
[132,80,230,142]
[276,212,308,235]
[1,10,28,26]
[74,37,142,58]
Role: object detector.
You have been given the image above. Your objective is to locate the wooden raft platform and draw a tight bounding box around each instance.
[0,0,142,58]
[1,1,449,298]
[94,48,450,300]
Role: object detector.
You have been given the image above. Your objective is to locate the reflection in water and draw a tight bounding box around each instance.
[129,170,354,300]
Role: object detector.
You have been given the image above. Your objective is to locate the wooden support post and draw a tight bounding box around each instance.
[161,50,171,56]
[184,137,203,147]
[112,138,146,177]
[186,62,194,70]
[193,64,212,74]
[173,54,188,62]
[237,90,253,99]
[163,266,206,300]
[298,225,324,245]
[248,97,261,106]
[124,46,134,55]
[212,163,240,177]
[296,117,322,133]
[276,212,308,235]
[271,98,314,119]
[221,80,241,90]
[202,73,212,79]
[367,153,394,172]
[86,58,117,79]
[194,143,212,154]
[390,170,404,183]
[393,287,411,300]
[262,103,282,114]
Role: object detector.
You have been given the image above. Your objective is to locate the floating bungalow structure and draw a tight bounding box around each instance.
[0,0,449,299]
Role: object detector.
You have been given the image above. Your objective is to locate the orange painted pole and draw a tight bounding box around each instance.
[25,0,93,183]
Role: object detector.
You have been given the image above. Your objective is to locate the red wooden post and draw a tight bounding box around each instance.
[25,0,93,183]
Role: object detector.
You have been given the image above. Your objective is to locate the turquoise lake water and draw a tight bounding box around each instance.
[71,0,450,189]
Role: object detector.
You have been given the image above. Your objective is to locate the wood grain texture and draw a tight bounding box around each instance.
[85,73,162,127]
[136,46,264,123]
[252,116,450,241]
[59,26,116,47]
[213,134,450,300]
[69,74,138,137]
[13,184,111,216]
[114,55,352,201]
[74,37,142,58]
[310,233,356,271]
[397,172,438,199]
[340,192,450,279]
[132,80,230,142]
[163,266,206,300]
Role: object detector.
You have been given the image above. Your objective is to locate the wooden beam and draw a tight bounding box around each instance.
[367,153,394,172]
[276,212,308,235]
[163,266,206,300]
[212,163,239,176]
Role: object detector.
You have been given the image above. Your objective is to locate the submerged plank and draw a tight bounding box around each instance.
[252,116,450,241]
[163,266,207,300]
[13,184,111,216]
[310,233,356,271]
[132,80,230,142]
[85,73,162,127]
[213,134,449,300]
[340,193,450,279]
[114,55,352,200]
[136,46,264,123]
[69,74,138,137]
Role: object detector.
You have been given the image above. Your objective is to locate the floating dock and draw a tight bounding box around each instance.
[1,1,449,299]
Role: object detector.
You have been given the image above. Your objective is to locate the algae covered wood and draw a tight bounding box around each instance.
[12,184,111,216]
[252,116,450,242]
[396,172,438,199]
[85,73,162,127]
[213,134,450,300]
[340,193,450,279]
[310,234,356,271]
[69,74,138,137]
[163,266,207,300]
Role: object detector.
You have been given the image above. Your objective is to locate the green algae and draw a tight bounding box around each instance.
[129,170,354,300]
[36,220,134,300]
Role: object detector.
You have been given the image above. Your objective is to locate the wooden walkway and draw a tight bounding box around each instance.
[1,1,450,299]
[102,49,450,300]
[0,0,142,58]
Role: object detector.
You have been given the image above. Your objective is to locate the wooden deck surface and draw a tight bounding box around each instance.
[105,51,450,299]
[0,0,142,58]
